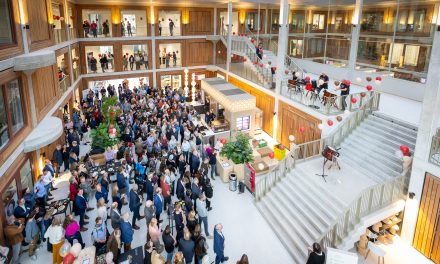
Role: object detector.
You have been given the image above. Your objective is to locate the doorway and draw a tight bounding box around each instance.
[160,74,182,90]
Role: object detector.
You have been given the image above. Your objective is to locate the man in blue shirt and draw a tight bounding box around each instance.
[153,187,163,223]
[34,175,47,205]
[92,216,107,254]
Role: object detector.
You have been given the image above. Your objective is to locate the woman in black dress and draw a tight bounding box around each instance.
[306,243,326,264]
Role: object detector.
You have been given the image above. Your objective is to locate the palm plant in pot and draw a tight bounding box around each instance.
[220,132,254,181]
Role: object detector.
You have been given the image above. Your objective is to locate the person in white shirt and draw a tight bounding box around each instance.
[181,139,191,164]
[44,216,65,264]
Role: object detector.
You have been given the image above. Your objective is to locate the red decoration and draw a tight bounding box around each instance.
[400,145,409,154]
[259,63,263,68]
[351,97,357,104]
[98,54,102,57]
[366,85,373,91]
[345,80,351,86]
[305,76,310,81]
[96,18,98,21]
[272,67,277,72]
[327,120,334,126]
[254,61,258,65]
[63,253,75,264]
[299,126,305,133]
[250,38,255,43]
[220,138,227,144]
[268,152,275,159]
[305,83,313,91]
[376,76,382,81]
[126,53,129,56]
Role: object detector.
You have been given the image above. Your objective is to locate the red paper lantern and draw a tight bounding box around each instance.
[243,58,247,62]
[268,152,274,159]
[366,85,373,91]
[299,126,305,133]
[272,67,277,72]
[305,76,310,81]
[63,253,75,264]
[351,97,357,103]
[259,63,263,68]
[376,76,382,81]
[220,138,227,144]
[327,120,334,126]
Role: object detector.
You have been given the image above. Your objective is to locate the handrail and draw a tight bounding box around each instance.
[284,55,305,79]
[319,168,409,249]
[255,91,381,201]
[429,135,440,167]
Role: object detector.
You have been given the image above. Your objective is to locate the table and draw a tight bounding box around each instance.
[74,246,96,264]
[47,198,70,216]
[257,147,273,158]
[216,156,234,183]
[117,246,144,263]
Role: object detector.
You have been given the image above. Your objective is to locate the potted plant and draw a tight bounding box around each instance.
[220,132,254,182]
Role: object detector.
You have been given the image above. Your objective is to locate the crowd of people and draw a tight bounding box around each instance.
[123,52,149,71]
[83,19,110,38]
[160,50,179,68]
[87,52,115,73]
[3,79,255,264]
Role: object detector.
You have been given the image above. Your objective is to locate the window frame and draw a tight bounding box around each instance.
[0,78,27,151]
[0,0,18,49]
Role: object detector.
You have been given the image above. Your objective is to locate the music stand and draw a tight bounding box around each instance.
[316,157,328,182]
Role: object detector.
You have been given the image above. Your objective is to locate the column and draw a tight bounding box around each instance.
[273,0,289,138]
[401,29,440,243]
[23,70,37,128]
[151,2,157,88]
[214,7,217,35]
[348,0,363,69]
[226,1,232,80]
[17,0,29,54]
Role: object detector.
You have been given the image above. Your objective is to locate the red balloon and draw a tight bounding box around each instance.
[299,126,305,133]
[220,138,227,144]
[366,85,373,91]
[272,67,277,72]
[400,145,409,154]
[327,120,334,126]
[250,39,255,43]
[63,253,75,264]
[345,80,351,86]
[305,76,310,81]
[376,76,382,81]
[254,61,258,65]
[268,152,274,159]
[126,53,129,56]
[351,97,357,103]
[259,63,263,68]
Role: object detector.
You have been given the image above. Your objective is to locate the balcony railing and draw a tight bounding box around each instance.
[59,76,71,93]
[73,68,80,81]
[429,135,440,167]
[54,28,67,44]
[281,80,374,115]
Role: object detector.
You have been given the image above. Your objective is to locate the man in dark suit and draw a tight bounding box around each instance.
[74,188,88,231]
[110,202,121,230]
[214,223,229,264]
[176,176,186,201]
[13,198,30,220]
[120,212,134,251]
[143,173,154,201]
[153,187,163,223]
[129,184,144,230]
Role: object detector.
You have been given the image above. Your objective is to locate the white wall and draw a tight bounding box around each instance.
[121,10,148,36]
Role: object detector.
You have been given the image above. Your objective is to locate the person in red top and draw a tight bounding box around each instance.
[91,21,98,38]
[160,172,171,213]
[69,176,78,203]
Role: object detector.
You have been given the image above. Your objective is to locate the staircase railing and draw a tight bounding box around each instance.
[284,55,305,79]
[319,168,409,249]
[429,135,440,167]
[255,92,381,201]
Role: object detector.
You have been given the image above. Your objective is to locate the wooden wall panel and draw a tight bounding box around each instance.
[32,65,59,122]
[277,100,321,148]
[184,39,213,67]
[183,8,214,35]
[25,0,54,51]
[413,173,440,263]
[227,76,275,137]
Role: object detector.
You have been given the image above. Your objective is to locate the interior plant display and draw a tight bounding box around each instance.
[90,96,121,150]
[220,132,254,164]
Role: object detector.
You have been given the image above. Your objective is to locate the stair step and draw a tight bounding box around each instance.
[340,142,401,176]
[345,136,403,166]
[361,120,416,148]
[371,113,418,134]
[339,156,384,183]
[257,199,308,263]
[364,118,417,142]
[289,169,346,213]
[276,182,332,227]
[356,127,415,151]
[350,130,403,154]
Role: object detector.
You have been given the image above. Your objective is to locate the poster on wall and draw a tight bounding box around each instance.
[326,247,358,264]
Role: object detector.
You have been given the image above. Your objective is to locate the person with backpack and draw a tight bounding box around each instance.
[204,178,213,211]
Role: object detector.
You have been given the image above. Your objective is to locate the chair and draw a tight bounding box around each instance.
[365,241,386,264]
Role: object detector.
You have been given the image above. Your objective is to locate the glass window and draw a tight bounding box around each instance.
[0,0,13,45]
[2,179,17,219]
[289,38,304,58]
[7,80,24,134]
[290,10,306,33]
[236,116,250,131]
[356,37,392,70]
[158,10,181,36]
[360,4,397,34]
[0,90,8,148]
[312,14,326,30]
[82,9,112,37]
[20,159,33,192]
[85,46,114,73]
[121,10,148,37]
[122,44,149,71]
[158,43,182,69]
[245,12,259,31]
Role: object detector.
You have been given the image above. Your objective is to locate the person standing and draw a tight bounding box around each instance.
[123,55,128,71]
[62,144,70,172]
[74,188,89,231]
[52,144,63,177]
[91,20,98,37]
[213,223,229,264]
[44,216,65,264]
[158,19,162,36]
[162,225,176,262]
[129,184,144,230]
[103,19,110,37]
[178,228,194,264]
[100,55,108,73]
[148,218,161,249]
[110,202,122,230]
[209,151,217,180]
[120,212,134,251]
[107,229,121,262]
[64,214,85,248]
[121,20,125,36]
[127,21,133,36]
[306,243,326,264]
[174,203,186,245]
[83,20,90,37]
[173,51,177,66]
[165,53,170,68]
[336,80,350,111]
[144,200,156,228]
[169,19,175,36]
[129,55,135,71]
[196,194,212,238]
[4,216,24,264]
[92,217,107,254]
[153,187,163,223]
